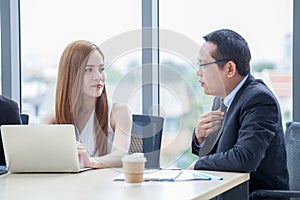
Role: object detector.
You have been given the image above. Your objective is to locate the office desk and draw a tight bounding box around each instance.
[0,169,249,200]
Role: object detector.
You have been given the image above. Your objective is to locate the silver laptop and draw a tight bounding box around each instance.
[1,124,87,173]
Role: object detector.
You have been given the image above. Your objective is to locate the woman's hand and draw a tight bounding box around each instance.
[77,142,95,168]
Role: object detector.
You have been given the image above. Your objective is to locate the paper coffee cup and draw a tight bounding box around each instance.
[122,153,147,183]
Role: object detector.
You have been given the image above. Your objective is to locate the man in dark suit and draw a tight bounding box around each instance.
[0,95,21,165]
[189,29,289,195]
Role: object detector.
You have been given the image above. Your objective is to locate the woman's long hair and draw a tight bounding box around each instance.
[55,40,108,156]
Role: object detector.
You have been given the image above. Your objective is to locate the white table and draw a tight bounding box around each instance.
[0,169,249,200]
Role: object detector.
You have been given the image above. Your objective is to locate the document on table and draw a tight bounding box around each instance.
[0,166,7,176]
[176,170,223,181]
[114,169,223,182]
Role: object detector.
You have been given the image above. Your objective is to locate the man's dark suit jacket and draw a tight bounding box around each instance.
[0,95,21,165]
[192,74,289,193]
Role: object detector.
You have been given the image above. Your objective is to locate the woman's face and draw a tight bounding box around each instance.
[81,50,106,98]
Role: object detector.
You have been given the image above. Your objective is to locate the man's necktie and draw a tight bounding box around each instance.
[198,98,227,157]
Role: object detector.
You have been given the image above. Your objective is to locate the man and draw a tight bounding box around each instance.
[189,29,289,194]
[0,95,21,166]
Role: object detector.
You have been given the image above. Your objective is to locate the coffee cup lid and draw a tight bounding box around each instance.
[122,153,147,162]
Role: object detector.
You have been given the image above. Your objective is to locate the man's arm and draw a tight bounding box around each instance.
[194,93,280,173]
[191,97,223,156]
[191,129,201,155]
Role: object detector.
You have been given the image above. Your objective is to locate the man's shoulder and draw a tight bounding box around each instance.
[0,95,19,109]
[233,75,279,109]
[0,95,20,124]
[242,75,275,98]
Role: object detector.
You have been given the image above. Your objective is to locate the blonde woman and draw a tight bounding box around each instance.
[54,40,132,168]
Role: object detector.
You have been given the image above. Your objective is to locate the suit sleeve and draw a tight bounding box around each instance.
[194,92,280,173]
[191,129,201,155]
[3,100,22,124]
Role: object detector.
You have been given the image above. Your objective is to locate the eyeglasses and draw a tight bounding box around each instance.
[197,59,229,68]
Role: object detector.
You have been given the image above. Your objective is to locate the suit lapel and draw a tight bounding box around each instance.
[198,74,254,157]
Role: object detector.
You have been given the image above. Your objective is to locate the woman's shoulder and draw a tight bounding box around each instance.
[109,101,132,131]
[43,110,55,124]
[111,102,131,114]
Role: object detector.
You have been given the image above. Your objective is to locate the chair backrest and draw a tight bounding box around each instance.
[285,121,300,190]
[20,114,29,125]
[129,114,164,169]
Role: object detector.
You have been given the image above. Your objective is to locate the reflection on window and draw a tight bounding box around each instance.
[160,0,292,168]
[20,0,292,169]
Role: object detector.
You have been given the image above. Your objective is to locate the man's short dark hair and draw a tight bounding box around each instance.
[203,29,251,76]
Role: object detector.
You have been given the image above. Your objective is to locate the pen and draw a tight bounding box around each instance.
[185,170,211,180]
[196,171,223,180]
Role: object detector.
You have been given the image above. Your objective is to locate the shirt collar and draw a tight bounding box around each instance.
[223,74,249,109]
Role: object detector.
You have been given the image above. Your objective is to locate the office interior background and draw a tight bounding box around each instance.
[1,0,300,168]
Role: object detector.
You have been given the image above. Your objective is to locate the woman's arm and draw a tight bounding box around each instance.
[43,110,55,124]
[78,103,132,168]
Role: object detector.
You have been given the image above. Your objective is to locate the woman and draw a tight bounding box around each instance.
[54,40,132,168]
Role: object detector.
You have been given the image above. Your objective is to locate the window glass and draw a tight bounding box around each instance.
[0,24,1,94]
[20,0,141,123]
[160,0,292,168]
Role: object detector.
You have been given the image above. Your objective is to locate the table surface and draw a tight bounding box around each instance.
[0,168,249,200]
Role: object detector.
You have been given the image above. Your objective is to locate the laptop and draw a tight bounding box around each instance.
[0,124,88,173]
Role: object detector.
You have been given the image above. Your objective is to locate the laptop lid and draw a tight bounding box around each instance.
[0,124,81,173]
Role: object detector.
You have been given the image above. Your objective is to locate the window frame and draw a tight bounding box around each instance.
[0,0,21,107]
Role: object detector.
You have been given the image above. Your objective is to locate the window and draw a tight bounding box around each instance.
[4,0,294,169]
[0,25,1,94]
[20,0,141,123]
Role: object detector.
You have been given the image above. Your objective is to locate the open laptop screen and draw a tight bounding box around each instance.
[1,124,82,173]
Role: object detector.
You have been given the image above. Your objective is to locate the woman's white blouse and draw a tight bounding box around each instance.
[79,100,115,156]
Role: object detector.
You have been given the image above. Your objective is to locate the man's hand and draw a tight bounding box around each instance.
[195,110,224,144]
[188,160,198,170]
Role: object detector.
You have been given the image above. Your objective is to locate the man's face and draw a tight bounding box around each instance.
[197,41,226,97]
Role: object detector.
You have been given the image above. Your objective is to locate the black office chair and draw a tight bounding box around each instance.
[20,114,29,124]
[249,121,300,200]
[129,114,164,169]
